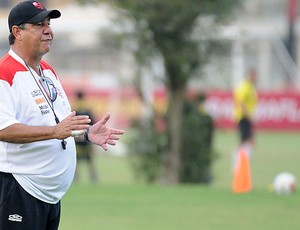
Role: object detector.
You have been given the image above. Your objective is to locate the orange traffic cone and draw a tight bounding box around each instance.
[232,148,252,193]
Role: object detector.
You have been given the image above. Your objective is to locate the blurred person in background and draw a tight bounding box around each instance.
[233,69,258,158]
[181,92,215,183]
[74,91,98,183]
[0,1,124,229]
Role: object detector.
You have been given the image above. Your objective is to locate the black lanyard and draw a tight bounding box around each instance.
[26,63,67,150]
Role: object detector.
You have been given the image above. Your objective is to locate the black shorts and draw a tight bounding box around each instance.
[238,118,253,142]
[0,172,61,230]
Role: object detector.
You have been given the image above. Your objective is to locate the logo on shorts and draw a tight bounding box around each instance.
[8,214,23,222]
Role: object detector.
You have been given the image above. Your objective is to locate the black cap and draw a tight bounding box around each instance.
[8,1,61,32]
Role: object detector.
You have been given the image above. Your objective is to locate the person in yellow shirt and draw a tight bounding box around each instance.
[233,69,258,154]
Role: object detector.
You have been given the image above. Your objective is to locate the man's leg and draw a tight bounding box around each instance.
[0,172,61,230]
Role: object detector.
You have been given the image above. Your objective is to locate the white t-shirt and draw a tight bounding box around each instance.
[0,49,76,204]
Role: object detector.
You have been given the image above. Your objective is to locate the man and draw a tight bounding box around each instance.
[74,90,98,182]
[0,1,124,229]
[233,69,258,152]
[232,69,258,193]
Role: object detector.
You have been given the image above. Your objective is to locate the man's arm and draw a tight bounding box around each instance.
[0,111,91,143]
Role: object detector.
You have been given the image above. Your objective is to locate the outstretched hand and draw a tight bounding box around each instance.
[87,113,124,151]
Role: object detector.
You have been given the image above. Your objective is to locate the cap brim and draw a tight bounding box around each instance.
[26,10,61,24]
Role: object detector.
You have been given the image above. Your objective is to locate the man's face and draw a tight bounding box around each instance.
[20,18,54,56]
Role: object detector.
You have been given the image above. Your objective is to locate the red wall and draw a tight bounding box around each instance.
[206,90,300,130]
[67,85,300,131]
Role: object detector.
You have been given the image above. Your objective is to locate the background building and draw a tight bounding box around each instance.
[0,0,299,91]
[0,0,300,129]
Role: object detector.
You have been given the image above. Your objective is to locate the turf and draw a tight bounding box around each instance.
[59,131,300,230]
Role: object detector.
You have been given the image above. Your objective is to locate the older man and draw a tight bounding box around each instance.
[0,1,124,229]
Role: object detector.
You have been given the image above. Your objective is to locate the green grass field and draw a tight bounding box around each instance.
[59,130,300,230]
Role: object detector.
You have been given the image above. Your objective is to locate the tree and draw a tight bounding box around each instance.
[78,0,240,184]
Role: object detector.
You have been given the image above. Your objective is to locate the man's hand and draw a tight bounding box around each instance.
[87,113,124,151]
[54,111,91,139]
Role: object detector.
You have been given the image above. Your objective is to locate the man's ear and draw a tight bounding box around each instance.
[11,25,23,41]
